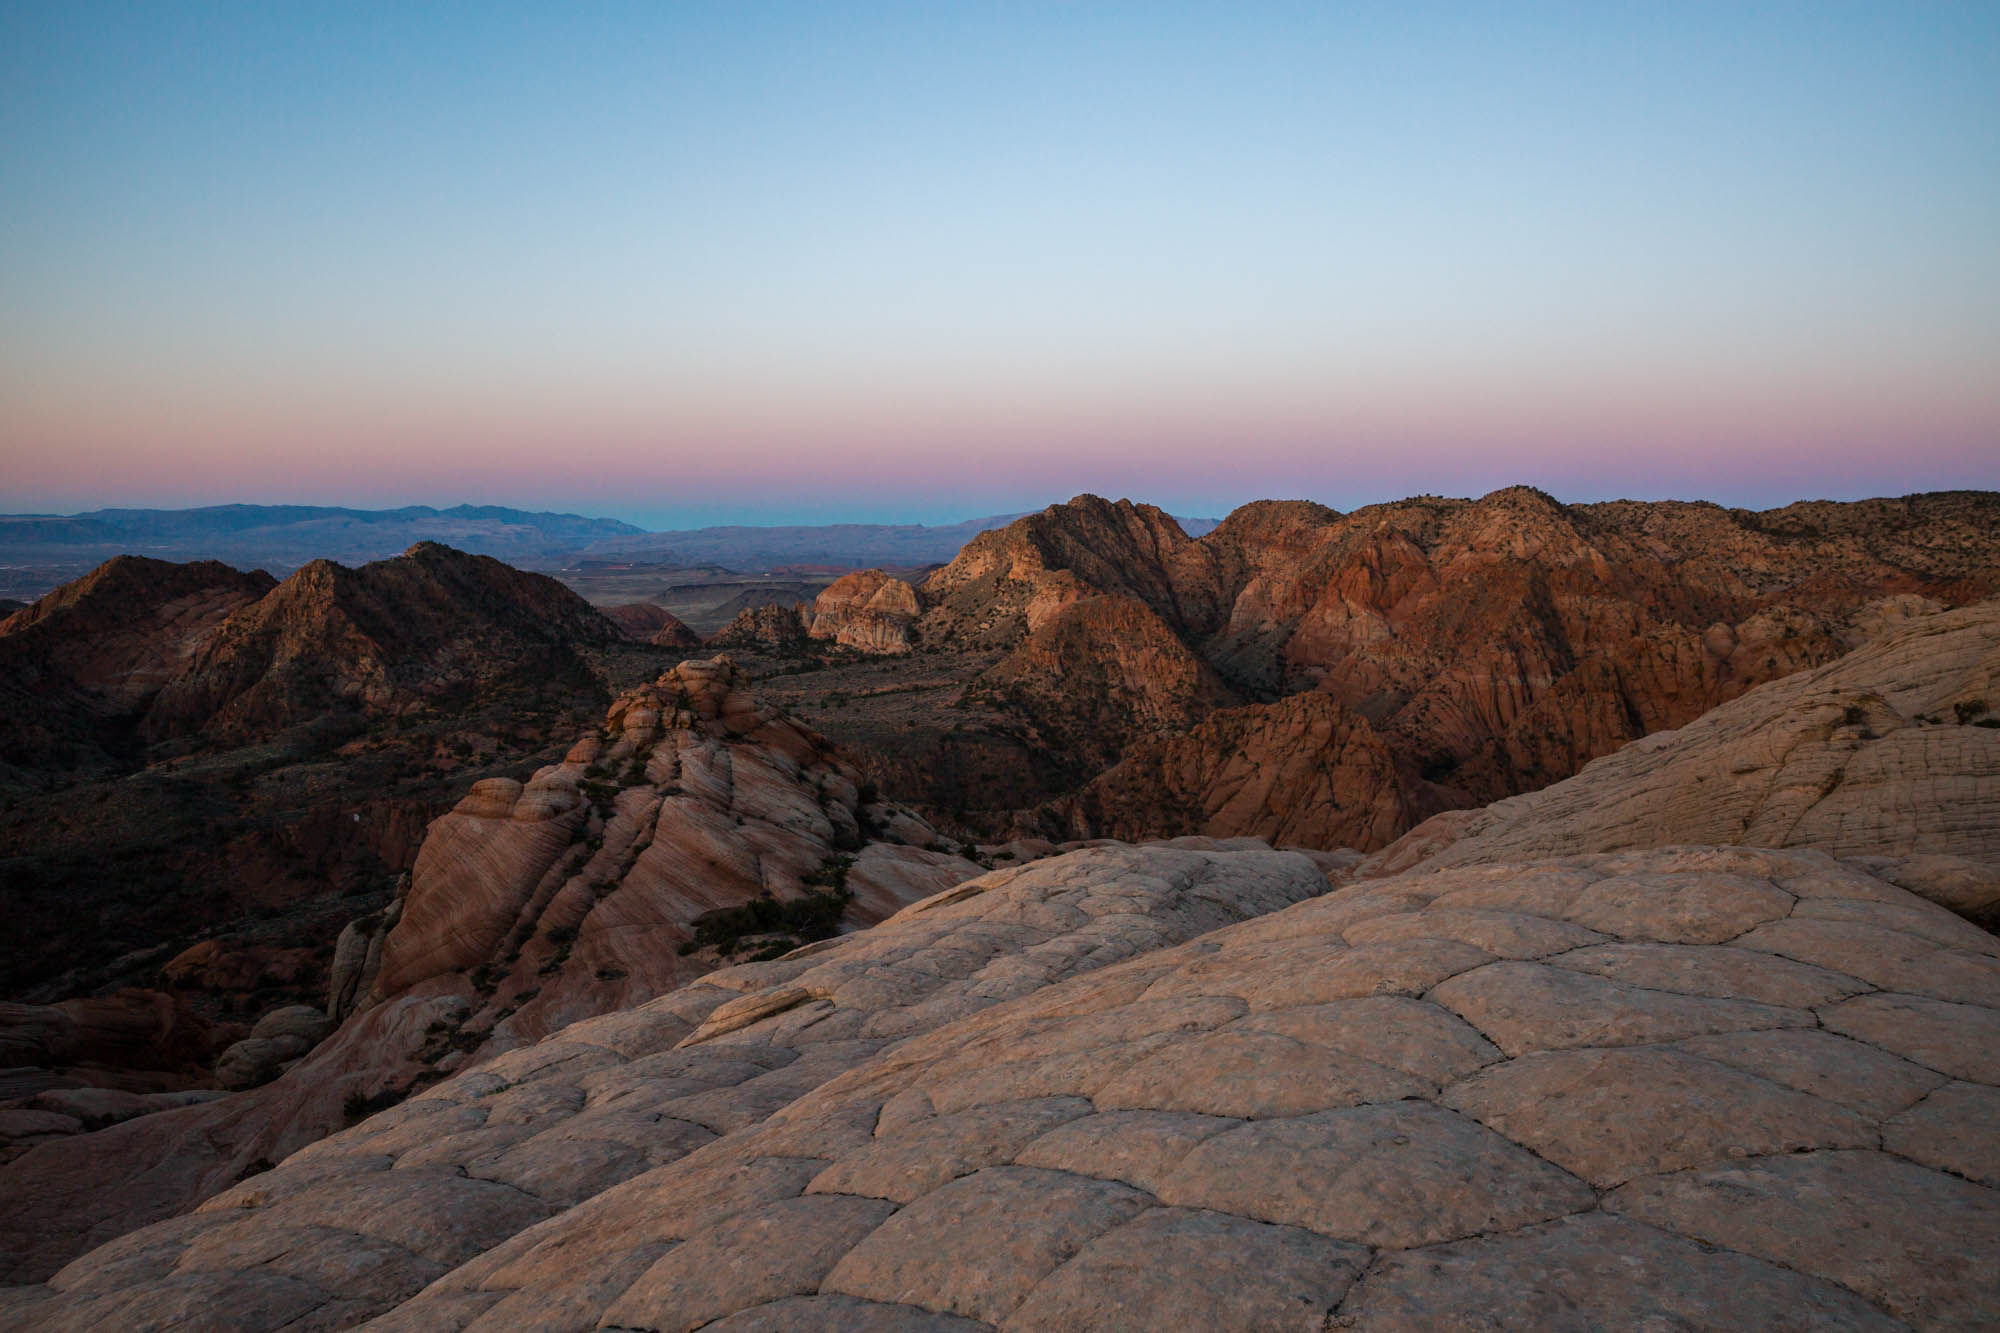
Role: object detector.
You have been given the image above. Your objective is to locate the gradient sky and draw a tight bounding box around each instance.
[3,1,1996,528]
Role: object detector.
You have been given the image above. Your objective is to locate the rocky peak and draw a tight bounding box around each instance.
[0,555,277,771]
[137,542,634,743]
[708,601,811,653]
[808,569,920,654]
[918,493,1197,648]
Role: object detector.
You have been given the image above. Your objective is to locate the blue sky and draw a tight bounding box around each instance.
[3,2,1996,527]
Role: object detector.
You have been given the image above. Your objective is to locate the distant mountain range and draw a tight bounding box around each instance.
[0,503,1222,601]
[0,504,638,576]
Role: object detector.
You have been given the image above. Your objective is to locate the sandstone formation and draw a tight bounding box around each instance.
[907,489,2000,844]
[214,1007,336,1092]
[5,839,1994,1329]
[601,603,702,650]
[0,658,979,1282]
[0,544,677,1073]
[807,571,919,654]
[1362,600,2000,902]
[969,596,1236,776]
[0,990,226,1092]
[709,603,811,654]
[1039,690,1416,850]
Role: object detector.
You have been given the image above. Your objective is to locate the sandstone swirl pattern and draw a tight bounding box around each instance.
[5,842,1995,1330]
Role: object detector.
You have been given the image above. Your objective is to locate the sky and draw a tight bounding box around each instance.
[2,1,1996,529]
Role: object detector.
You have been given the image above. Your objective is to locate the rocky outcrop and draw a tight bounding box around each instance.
[0,990,226,1091]
[600,603,701,649]
[8,839,1995,1329]
[708,603,811,653]
[912,489,2000,842]
[356,654,980,1035]
[1362,599,2000,895]
[1039,690,1418,850]
[969,596,1236,773]
[0,659,980,1281]
[807,571,919,654]
[918,496,1197,648]
[213,1007,335,1092]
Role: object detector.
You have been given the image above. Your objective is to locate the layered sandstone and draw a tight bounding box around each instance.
[807,571,919,654]
[0,658,977,1282]
[7,839,1994,1329]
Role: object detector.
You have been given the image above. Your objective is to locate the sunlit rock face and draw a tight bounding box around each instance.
[918,490,2000,845]
[808,570,920,655]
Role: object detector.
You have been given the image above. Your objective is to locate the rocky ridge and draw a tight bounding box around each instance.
[0,657,978,1283]
[140,541,639,744]
[0,556,275,773]
[900,489,2000,844]
[4,600,1998,1326]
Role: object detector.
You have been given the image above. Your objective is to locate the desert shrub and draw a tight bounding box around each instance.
[681,856,855,957]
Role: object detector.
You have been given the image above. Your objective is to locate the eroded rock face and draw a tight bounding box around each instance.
[1363,601,2000,890]
[808,572,920,655]
[710,603,812,654]
[970,596,1237,773]
[0,658,980,1283]
[1037,690,1416,850]
[8,843,1994,1329]
[914,490,2000,844]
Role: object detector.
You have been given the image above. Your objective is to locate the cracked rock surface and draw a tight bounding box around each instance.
[5,840,1995,1331]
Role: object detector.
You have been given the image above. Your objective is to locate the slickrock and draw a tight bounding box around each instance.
[808,572,920,655]
[1362,600,2000,900]
[10,842,1996,1329]
[0,844,1329,1322]
[0,658,979,1283]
